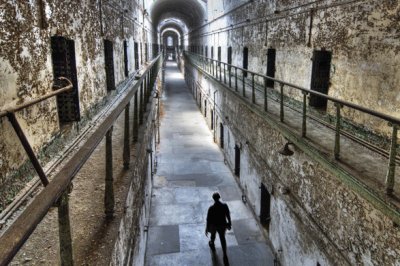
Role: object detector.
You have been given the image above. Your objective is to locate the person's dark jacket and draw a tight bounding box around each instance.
[206,201,231,231]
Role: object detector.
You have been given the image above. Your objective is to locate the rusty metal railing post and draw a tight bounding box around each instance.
[139,84,144,125]
[145,75,149,103]
[58,189,73,266]
[216,61,218,79]
[133,91,139,143]
[6,112,49,186]
[229,65,232,88]
[219,63,222,82]
[235,68,238,92]
[334,103,342,160]
[280,83,284,122]
[302,92,308,137]
[105,126,114,219]
[223,64,226,83]
[264,80,268,112]
[385,123,398,195]
[251,73,255,104]
[242,71,246,97]
[123,103,130,169]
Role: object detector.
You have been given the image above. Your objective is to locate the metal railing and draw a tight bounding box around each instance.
[0,54,163,266]
[184,51,399,195]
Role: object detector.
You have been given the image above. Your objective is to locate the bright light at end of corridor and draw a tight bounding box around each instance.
[168,72,183,80]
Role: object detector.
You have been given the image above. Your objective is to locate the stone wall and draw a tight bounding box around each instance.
[189,0,400,137]
[184,63,400,265]
[0,0,157,210]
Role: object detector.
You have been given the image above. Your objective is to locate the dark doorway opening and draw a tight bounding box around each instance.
[140,43,143,65]
[220,123,224,149]
[211,46,214,59]
[234,145,240,177]
[243,47,248,77]
[211,110,214,130]
[51,36,80,124]
[134,42,139,70]
[227,46,232,71]
[205,46,208,57]
[199,93,202,109]
[123,40,129,78]
[145,43,148,62]
[266,48,276,87]
[260,183,271,230]
[103,39,115,91]
[309,50,332,109]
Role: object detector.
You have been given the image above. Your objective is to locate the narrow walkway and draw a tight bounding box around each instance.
[144,61,274,266]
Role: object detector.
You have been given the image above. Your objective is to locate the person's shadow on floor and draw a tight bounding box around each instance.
[210,249,230,266]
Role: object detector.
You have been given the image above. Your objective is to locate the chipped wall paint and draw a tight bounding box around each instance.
[0,0,156,208]
[190,0,400,137]
[186,64,400,265]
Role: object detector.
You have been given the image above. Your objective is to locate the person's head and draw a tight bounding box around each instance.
[212,192,221,202]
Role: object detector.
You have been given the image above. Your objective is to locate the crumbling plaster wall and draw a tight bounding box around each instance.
[186,65,400,265]
[0,0,156,207]
[192,0,400,137]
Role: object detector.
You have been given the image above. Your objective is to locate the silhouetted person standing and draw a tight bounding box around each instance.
[205,192,231,265]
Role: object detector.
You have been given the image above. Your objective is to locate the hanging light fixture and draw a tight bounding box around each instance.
[278,142,294,156]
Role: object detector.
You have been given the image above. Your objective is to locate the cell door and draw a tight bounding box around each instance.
[220,123,224,149]
[227,47,232,70]
[243,47,248,77]
[51,36,80,124]
[266,49,276,87]
[104,40,115,91]
[260,183,271,229]
[140,43,143,65]
[309,50,332,109]
[234,145,240,177]
[145,43,148,61]
[211,46,214,59]
[134,42,139,70]
[205,46,208,58]
[123,40,128,77]
[211,110,214,130]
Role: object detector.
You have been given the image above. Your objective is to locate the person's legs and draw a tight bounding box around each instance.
[209,228,217,251]
[217,228,227,256]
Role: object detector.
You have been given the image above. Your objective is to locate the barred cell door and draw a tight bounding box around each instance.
[104,40,115,91]
[266,49,276,87]
[227,47,232,71]
[234,145,240,177]
[310,50,332,109]
[260,183,271,229]
[220,123,224,149]
[243,47,249,77]
[134,42,139,70]
[145,43,148,62]
[51,36,80,124]
[123,40,129,77]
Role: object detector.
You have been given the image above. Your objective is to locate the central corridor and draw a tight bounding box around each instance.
[144,61,274,266]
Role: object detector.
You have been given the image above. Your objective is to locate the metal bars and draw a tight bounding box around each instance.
[0,54,163,266]
[184,51,400,197]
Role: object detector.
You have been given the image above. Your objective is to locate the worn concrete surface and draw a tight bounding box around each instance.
[144,61,275,266]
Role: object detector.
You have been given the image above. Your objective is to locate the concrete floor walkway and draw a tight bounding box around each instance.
[144,61,275,266]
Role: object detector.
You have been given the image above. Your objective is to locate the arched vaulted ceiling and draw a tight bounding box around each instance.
[160,20,185,36]
[149,0,206,29]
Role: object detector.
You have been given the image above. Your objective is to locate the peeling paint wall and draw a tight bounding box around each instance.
[0,0,157,209]
[190,0,400,137]
[186,65,400,265]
